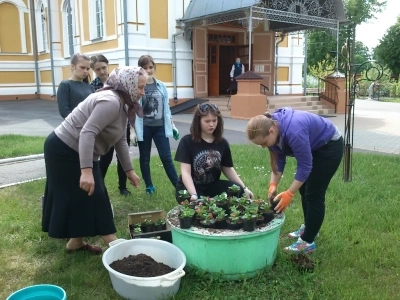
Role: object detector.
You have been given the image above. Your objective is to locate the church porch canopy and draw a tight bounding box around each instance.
[178,0,348,33]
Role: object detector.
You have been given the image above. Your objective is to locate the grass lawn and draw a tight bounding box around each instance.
[381,98,400,103]
[0,145,399,299]
[0,134,46,159]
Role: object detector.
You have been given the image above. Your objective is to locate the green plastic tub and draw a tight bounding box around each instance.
[167,208,285,280]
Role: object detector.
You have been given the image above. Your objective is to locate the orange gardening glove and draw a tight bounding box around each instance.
[273,190,295,213]
[268,182,277,202]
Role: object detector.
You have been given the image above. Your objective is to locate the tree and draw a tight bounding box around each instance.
[307,0,386,71]
[374,16,400,80]
[353,41,372,72]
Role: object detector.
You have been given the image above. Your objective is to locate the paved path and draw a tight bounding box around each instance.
[0,98,398,187]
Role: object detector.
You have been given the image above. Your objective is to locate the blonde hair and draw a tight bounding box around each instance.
[246,113,279,174]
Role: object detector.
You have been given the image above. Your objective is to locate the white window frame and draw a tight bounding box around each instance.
[62,0,76,57]
[36,1,48,52]
[89,0,105,41]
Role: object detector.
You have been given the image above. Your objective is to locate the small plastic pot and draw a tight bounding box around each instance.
[216,202,229,211]
[227,190,241,198]
[154,223,166,231]
[215,219,227,229]
[242,219,257,232]
[256,216,264,225]
[140,224,154,233]
[199,220,216,229]
[263,211,275,224]
[226,220,243,230]
[179,217,193,229]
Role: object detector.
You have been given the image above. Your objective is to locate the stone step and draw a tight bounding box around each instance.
[268,101,323,108]
[267,96,319,104]
[269,102,331,110]
[175,97,335,117]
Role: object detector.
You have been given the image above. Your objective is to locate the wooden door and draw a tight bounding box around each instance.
[208,44,219,96]
[219,45,236,94]
[237,45,253,72]
[193,28,208,98]
[253,32,275,95]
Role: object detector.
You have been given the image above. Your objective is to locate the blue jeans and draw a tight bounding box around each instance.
[138,125,178,188]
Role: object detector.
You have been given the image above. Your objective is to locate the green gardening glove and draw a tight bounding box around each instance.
[172,124,180,140]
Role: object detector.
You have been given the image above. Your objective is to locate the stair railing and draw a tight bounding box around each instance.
[318,77,339,113]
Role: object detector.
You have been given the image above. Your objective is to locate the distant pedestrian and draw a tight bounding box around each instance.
[229,58,245,94]
[368,80,378,99]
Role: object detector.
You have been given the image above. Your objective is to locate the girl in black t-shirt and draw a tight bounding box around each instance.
[174,103,254,203]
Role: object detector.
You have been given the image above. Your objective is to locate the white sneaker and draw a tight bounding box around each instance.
[288,224,319,239]
[288,224,305,239]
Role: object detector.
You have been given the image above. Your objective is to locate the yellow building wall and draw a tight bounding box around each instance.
[81,39,119,53]
[149,0,168,39]
[156,64,173,82]
[63,66,71,79]
[0,3,22,53]
[0,55,34,61]
[0,71,35,84]
[278,35,289,48]
[24,13,32,53]
[39,52,50,60]
[277,67,289,81]
[40,70,52,83]
[105,0,116,36]
[108,64,119,73]
[82,0,90,42]
[22,0,28,6]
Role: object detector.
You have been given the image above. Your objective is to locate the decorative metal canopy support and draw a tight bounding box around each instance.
[323,33,384,182]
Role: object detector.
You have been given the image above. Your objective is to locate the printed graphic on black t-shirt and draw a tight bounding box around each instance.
[175,135,234,185]
[193,150,221,184]
[143,83,163,117]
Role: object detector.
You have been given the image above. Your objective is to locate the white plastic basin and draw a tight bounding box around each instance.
[102,239,186,300]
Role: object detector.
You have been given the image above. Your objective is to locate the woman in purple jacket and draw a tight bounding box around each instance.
[246,107,343,254]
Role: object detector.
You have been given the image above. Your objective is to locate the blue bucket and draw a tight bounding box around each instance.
[7,284,66,300]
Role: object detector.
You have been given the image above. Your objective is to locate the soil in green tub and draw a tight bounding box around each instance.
[109,254,176,277]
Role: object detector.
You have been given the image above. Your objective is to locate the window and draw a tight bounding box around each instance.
[90,0,104,40]
[40,4,47,51]
[62,0,75,57]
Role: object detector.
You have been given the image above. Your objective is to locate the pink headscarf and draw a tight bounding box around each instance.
[98,66,144,125]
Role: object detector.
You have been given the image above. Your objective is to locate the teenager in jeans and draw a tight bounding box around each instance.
[134,55,179,194]
[90,54,131,196]
[246,107,343,253]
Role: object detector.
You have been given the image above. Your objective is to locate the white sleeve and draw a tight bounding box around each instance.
[230,65,234,78]
[242,64,245,73]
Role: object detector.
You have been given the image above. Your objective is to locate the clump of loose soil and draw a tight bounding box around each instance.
[290,253,315,273]
[109,253,176,277]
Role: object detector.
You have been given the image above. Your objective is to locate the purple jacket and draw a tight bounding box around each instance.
[269,107,337,182]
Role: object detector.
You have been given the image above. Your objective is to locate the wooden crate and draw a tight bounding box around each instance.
[128,210,172,243]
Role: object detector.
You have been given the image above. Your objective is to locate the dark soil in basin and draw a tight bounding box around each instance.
[109,254,176,277]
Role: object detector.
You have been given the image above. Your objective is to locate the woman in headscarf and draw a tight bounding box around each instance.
[42,67,147,254]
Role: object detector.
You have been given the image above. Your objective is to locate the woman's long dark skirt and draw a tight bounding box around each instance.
[42,132,116,239]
